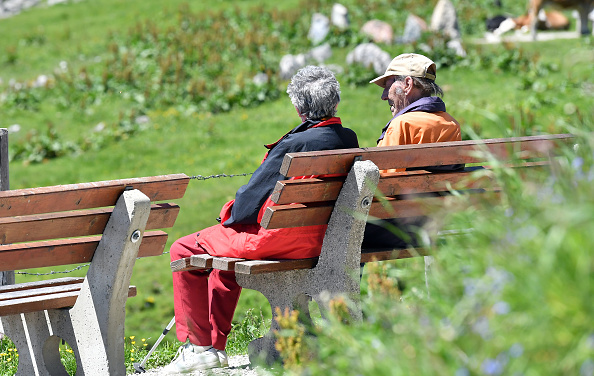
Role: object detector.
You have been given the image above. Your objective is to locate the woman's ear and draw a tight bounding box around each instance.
[295,106,306,121]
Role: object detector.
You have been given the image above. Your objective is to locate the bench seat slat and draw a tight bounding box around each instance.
[0,231,168,272]
[0,277,83,293]
[281,134,572,177]
[0,203,179,244]
[0,174,189,218]
[173,248,431,275]
[211,257,246,271]
[0,283,84,302]
[0,284,137,316]
[170,254,214,272]
[234,258,318,274]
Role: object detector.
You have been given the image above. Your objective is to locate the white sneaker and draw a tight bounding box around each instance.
[161,342,214,374]
[192,347,229,369]
[215,348,229,367]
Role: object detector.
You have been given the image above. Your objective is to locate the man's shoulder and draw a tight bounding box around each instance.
[395,110,460,126]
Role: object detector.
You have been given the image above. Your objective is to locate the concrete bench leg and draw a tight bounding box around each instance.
[0,311,67,376]
[236,269,312,365]
[236,160,379,365]
[0,189,151,376]
[310,160,379,320]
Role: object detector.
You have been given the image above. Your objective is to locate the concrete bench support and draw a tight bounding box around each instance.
[0,189,151,376]
[236,160,379,364]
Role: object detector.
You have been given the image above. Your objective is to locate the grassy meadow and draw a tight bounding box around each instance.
[1,0,593,374]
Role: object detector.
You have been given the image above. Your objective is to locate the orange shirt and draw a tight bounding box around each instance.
[378,111,461,147]
[378,111,461,173]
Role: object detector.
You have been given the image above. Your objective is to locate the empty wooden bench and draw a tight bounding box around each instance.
[0,173,189,376]
[171,134,573,363]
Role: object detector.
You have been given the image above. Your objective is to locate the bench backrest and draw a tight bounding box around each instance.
[0,174,189,272]
[262,134,573,230]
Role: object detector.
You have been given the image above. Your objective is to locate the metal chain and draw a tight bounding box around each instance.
[189,172,252,180]
[16,264,90,276]
[15,252,172,276]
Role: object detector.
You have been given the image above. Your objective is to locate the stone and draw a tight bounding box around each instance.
[252,72,269,86]
[346,43,392,75]
[279,54,309,80]
[361,19,394,44]
[308,13,330,45]
[331,3,349,30]
[447,38,466,57]
[430,0,461,39]
[309,43,332,63]
[324,63,344,75]
[401,14,428,44]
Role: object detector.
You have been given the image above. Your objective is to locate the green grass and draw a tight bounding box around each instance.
[1,0,593,374]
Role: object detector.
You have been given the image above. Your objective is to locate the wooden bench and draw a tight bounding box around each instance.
[0,172,189,376]
[171,133,573,364]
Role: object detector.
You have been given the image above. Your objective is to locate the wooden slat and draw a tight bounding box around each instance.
[271,177,344,204]
[263,190,501,229]
[377,169,492,197]
[260,203,333,229]
[369,191,502,220]
[0,285,137,316]
[235,258,318,274]
[170,259,196,273]
[272,162,548,205]
[0,277,83,293]
[360,248,430,262]
[170,254,214,272]
[0,231,168,272]
[0,174,189,217]
[233,248,429,275]
[281,134,573,177]
[0,283,83,302]
[212,257,246,271]
[0,203,179,244]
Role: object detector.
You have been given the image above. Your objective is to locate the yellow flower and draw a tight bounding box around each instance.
[131,358,135,361]
[130,336,135,340]
[142,338,146,342]
[132,341,136,345]
[130,349,135,353]
[143,344,148,347]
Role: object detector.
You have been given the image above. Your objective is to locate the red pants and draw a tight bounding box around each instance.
[170,233,242,350]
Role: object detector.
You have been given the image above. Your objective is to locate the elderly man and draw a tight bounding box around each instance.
[163,66,358,374]
[362,53,462,249]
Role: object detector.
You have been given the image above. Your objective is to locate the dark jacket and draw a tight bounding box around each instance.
[224,117,359,226]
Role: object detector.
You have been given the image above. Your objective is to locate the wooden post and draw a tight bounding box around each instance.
[0,128,15,286]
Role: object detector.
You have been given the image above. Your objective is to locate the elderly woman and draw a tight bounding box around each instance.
[164,66,358,374]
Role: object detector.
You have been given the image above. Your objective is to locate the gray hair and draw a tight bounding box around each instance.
[286,65,341,120]
[394,75,444,97]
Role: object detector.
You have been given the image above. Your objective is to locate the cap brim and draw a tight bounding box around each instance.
[369,74,392,88]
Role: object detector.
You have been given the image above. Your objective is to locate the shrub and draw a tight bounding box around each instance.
[280,123,594,375]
